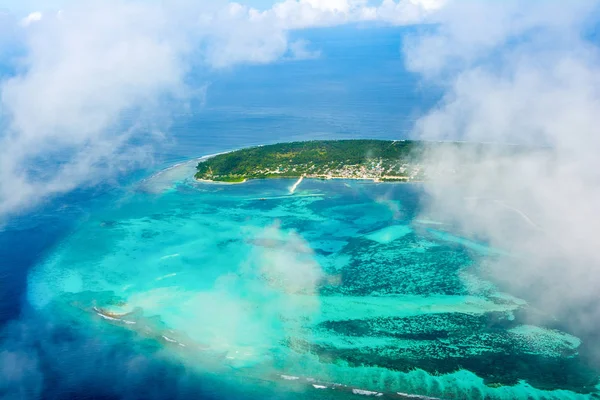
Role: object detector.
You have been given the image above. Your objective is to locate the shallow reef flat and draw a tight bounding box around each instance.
[27,170,600,399]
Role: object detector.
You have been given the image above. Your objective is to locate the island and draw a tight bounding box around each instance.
[194,139,536,184]
[195,140,433,183]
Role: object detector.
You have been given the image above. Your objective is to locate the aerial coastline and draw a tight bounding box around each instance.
[193,139,539,186]
[194,140,431,184]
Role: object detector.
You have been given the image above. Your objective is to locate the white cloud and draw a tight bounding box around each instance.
[0,0,448,217]
[288,38,321,60]
[0,1,192,216]
[384,0,447,23]
[20,11,42,26]
[409,0,446,12]
[252,0,443,29]
[406,0,600,335]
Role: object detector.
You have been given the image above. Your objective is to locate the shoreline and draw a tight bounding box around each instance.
[191,141,418,185]
[195,175,419,185]
[197,149,236,162]
[140,150,236,186]
[163,143,429,186]
[194,177,247,184]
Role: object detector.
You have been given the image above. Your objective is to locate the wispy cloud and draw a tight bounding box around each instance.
[0,1,192,217]
[406,0,600,339]
[19,11,42,27]
[287,39,322,60]
[232,0,446,30]
[0,0,445,217]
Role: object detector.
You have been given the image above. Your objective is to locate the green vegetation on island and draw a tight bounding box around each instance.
[194,139,531,183]
[195,140,429,183]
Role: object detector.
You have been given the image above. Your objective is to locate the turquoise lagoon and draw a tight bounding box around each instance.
[27,160,600,399]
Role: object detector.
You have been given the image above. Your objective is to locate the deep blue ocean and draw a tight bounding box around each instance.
[1,27,598,400]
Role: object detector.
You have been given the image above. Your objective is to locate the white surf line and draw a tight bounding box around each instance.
[143,149,237,185]
[397,393,440,400]
[93,307,121,322]
[248,193,323,201]
[493,200,543,230]
[465,196,542,231]
[275,374,441,399]
[140,160,190,183]
[290,175,304,194]
[162,335,186,347]
[162,335,177,343]
[95,312,119,322]
[156,273,178,281]
[92,307,138,326]
[280,375,300,381]
[352,389,383,396]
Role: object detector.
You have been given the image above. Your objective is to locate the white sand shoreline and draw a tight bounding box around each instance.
[154,146,421,185]
[195,175,419,185]
[194,177,247,184]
